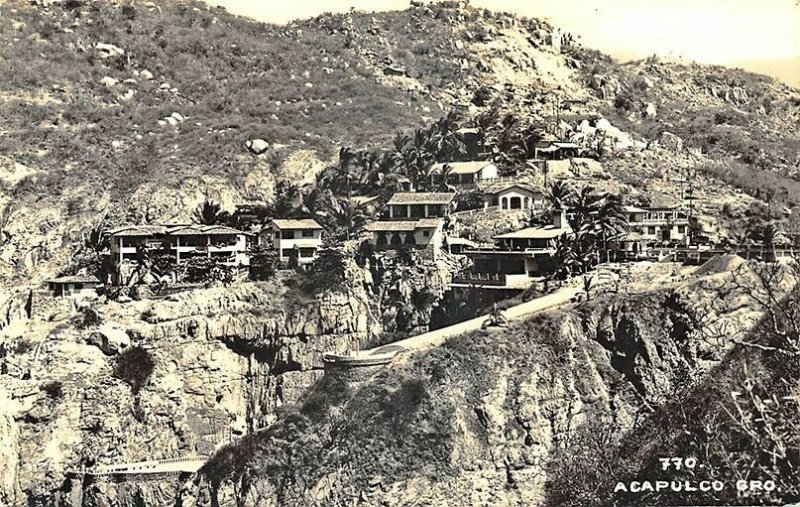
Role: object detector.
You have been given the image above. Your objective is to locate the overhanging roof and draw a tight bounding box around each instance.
[270,219,323,230]
[428,161,494,175]
[494,225,572,240]
[387,192,455,206]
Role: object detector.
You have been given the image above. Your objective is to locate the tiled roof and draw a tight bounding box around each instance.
[494,225,572,240]
[416,218,443,228]
[366,221,419,232]
[481,182,540,195]
[366,218,443,232]
[387,192,455,206]
[105,225,168,237]
[47,275,100,284]
[428,161,494,175]
[270,219,323,230]
[166,224,250,236]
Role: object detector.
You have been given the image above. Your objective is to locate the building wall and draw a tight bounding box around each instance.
[270,228,323,263]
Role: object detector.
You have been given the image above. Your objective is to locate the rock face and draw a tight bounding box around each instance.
[1,280,379,506]
[189,269,767,506]
[86,324,131,355]
[0,390,21,505]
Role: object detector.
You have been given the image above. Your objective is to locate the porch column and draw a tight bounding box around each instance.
[176,236,180,263]
[424,204,430,217]
[389,206,394,219]
[207,235,211,259]
[118,237,123,265]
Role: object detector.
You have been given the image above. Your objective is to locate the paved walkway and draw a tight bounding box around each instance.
[370,283,582,359]
[69,457,206,477]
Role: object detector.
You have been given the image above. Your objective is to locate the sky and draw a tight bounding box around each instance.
[204,0,800,86]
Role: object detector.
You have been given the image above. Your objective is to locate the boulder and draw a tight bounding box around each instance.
[643,102,657,119]
[245,139,269,155]
[140,69,154,80]
[94,42,125,59]
[87,324,131,355]
[658,131,684,153]
[99,76,118,87]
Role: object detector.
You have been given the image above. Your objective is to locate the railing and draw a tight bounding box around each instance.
[451,271,508,286]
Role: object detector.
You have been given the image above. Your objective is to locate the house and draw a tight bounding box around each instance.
[481,182,545,211]
[428,161,498,186]
[46,275,101,299]
[533,141,584,160]
[260,219,324,265]
[386,192,456,219]
[366,218,445,259]
[625,206,690,243]
[444,236,479,255]
[107,224,252,282]
[609,231,649,260]
[455,210,572,284]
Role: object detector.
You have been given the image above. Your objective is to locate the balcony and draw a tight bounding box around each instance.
[451,271,507,286]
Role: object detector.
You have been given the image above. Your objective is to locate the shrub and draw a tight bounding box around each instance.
[41,380,65,400]
[13,340,35,355]
[248,246,278,281]
[73,306,102,330]
[113,346,155,395]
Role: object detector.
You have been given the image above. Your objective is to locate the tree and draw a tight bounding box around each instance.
[546,180,574,211]
[595,193,628,262]
[249,245,279,281]
[434,163,456,191]
[193,199,230,225]
[318,193,369,242]
[271,181,304,219]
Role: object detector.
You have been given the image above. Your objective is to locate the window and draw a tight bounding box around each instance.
[422,230,430,237]
[648,227,656,235]
[301,230,314,238]
[281,249,292,258]
[678,225,686,233]
[299,248,316,258]
[281,230,294,240]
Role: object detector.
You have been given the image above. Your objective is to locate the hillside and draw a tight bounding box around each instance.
[192,261,791,505]
[1,0,800,284]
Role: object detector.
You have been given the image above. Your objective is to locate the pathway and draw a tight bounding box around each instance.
[368,283,583,360]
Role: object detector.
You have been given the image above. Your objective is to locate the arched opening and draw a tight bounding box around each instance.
[509,196,521,209]
[501,197,508,210]
[376,233,388,247]
[390,233,403,246]
[404,232,417,245]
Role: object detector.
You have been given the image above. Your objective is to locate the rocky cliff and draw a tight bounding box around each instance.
[187,263,773,506]
[0,278,378,506]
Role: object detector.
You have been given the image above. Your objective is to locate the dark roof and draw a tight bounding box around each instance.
[47,275,100,284]
[387,192,455,206]
[270,219,323,230]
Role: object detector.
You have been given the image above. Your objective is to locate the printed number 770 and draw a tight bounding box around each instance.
[659,457,697,470]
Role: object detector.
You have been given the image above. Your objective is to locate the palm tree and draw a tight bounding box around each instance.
[428,111,466,161]
[320,193,369,242]
[83,223,109,253]
[546,180,574,211]
[569,185,603,235]
[595,193,628,262]
[193,199,229,225]
[271,182,303,218]
[435,163,456,191]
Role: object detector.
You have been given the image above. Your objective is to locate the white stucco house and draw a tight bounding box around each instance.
[260,219,324,265]
[428,161,499,185]
[482,183,545,211]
